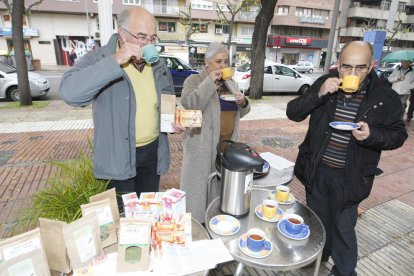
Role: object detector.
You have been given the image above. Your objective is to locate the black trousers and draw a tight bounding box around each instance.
[306,163,358,276]
[107,138,160,211]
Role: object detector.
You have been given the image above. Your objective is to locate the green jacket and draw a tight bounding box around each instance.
[59,34,175,180]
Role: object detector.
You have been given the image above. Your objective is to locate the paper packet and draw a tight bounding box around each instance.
[0,228,50,276]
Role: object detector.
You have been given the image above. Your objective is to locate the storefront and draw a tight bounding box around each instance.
[266,35,328,67]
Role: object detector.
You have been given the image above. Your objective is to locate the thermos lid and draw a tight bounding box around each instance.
[221,141,265,172]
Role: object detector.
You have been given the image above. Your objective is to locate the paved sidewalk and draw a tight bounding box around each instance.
[0,98,413,275]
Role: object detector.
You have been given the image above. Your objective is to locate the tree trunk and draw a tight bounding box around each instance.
[249,0,277,99]
[12,0,32,105]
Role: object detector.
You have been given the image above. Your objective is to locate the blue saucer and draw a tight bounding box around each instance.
[277,219,310,240]
[238,233,273,258]
[329,121,360,131]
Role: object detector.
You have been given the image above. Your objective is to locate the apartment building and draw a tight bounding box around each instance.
[339,0,414,53]
[266,0,336,67]
[0,0,260,67]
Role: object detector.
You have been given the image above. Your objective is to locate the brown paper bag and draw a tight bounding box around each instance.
[39,218,71,274]
[117,218,152,272]
[63,212,104,270]
[160,94,176,133]
[90,188,120,229]
[0,228,50,276]
[81,198,117,248]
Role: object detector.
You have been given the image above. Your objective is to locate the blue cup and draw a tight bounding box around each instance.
[246,228,271,252]
[285,214,309,235]
[142,44,159,64]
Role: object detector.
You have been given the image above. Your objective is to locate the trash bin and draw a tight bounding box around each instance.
[32,59,41,71]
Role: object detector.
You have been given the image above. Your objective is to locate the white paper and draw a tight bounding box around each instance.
[74,226,97,263]
[7,258,35,276]
[119,225,149,246]
[260,152,294,170]
[161,114,175,133]
[160,239,233,275]
[3,237,41,261]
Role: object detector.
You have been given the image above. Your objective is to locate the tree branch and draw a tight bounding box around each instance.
[27,0,43,12]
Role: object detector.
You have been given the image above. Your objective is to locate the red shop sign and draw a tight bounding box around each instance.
[286,37,310,46]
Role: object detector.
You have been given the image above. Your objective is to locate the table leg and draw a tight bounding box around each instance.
[313,252,323,276]
[234,262,244,276]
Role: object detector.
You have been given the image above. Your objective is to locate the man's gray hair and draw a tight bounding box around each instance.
[205,42,229,61]
[117,9,131,29]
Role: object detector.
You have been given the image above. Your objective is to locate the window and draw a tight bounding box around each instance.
[277,6,289,16]
[264,66,273,74]
[278,66,295,77]
[312,9,329,19]
[217,4,229,12]
[191,0,213,10]
[295,7,312,17]
[159,22,176,32]
[215,24,229,34]
[241,26,254,36]
[123,0,140,5]
[1,15,11,27]
[192,23,208,33]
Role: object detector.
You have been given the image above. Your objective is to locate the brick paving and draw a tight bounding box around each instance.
[0,98,413,275]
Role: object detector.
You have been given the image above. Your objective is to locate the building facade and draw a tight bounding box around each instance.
[5,0,408,69]
[339,0,414,59]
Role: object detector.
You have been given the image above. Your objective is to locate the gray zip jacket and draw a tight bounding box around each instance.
[59,34,175,180]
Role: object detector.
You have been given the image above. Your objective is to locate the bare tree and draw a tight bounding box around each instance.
[215,0,258,47]
[1,0,43,106]
[249,0,276,99]
[179,4,210,45]
[385,17,411,54]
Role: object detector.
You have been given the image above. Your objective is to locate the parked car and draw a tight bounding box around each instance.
[0,61,50,101]
[159,54,199,96]
[233,61,314,95]
[376,62,400,75]
[289,61,314,73]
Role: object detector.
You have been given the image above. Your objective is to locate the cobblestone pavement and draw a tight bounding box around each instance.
[0,97,413,275]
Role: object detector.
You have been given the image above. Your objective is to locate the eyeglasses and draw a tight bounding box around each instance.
[121,28,159,44]
[340,64,370,73]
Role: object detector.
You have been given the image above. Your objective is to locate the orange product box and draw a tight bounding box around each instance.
[175,109,202,128]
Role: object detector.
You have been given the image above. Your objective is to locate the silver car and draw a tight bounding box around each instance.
[289,61,314,74]
[0,61,50,101]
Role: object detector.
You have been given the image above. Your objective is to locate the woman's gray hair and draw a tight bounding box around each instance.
[205,42,229,61]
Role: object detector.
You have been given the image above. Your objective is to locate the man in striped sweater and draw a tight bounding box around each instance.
[287,41,408,276]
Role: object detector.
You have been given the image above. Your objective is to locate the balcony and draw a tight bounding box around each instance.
[397,31,414,41]
[142,4,180,16]
[238,11,259,21]
[340,27,364,37]
[348,6,389,20]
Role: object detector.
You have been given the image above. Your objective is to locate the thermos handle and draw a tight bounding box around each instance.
[217,139,234,169]
[207,171,218,209]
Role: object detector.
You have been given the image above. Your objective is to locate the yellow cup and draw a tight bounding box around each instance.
[338,75,360,93]
[275,185,290,203]
[221,67,233,80]
[262,199,278,218]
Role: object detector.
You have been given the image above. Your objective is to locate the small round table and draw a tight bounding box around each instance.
[205,189,325,276]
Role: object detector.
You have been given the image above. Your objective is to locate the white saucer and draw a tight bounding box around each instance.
[238,233,272,258]
[329,121,360,131]
[268,191,296,205]
[220,95,236,102]
[255,204,284,223]
[209,215,240,236]
[277,219,310,240]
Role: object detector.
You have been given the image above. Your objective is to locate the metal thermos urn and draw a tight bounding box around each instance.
[216,140,265,217]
